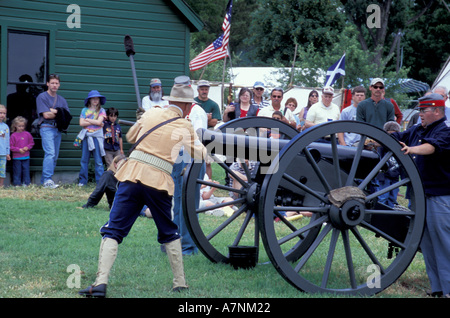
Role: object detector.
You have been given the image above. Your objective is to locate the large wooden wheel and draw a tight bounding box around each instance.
[182,117,298,264]
[259,121,425,295]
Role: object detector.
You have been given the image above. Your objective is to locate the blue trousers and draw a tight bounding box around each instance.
[420,195,450,295]
[12,158,31,186]
[39,126,61,183]
[79,138,104,184]
[378,178,399,208]
[100,181,179,245]
[171,152,205,255]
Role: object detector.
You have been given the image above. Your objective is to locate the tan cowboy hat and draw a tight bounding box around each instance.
[164,84,195,103]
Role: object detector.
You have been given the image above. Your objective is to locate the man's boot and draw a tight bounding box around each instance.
[164,238,189,292]
[78,237,118,297]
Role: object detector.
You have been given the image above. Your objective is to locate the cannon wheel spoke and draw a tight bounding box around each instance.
[259,121,425,296]
[182,117,299,264]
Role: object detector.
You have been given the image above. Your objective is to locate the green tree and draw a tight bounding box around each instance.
[399,5,450,85]
[278,24,408,87]
[185,0,248,81]
[246,0,346,65]
[185,0,449,91]
[341,0,449,84]
[185,0,228,50]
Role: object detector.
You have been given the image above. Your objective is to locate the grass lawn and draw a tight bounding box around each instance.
[0,183,430,300]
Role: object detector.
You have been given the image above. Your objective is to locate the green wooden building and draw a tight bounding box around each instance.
[0,0,203,184]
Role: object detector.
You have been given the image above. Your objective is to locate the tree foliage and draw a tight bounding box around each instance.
[185,0,450,87]
[341,0,449,85]
[246,0,346,65]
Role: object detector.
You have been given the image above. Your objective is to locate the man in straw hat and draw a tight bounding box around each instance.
[392,93,450,298]
[79,78,206,297]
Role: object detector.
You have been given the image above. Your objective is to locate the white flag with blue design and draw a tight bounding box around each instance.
[324,54,346,87]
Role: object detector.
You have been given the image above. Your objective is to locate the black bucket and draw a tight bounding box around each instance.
[228,246,258,270]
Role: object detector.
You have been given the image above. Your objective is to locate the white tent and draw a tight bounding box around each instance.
[433,55,450,107]
[230,67,285,88]
[192,67,343,115]
[283,86,344,115]
[229,67,342,114]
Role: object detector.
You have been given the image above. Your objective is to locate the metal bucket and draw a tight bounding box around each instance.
[228,246,258,270]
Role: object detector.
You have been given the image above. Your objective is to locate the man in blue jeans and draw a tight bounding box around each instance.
[36,74,70,188]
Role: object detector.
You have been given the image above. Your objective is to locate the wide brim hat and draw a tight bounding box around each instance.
[163,84,195,103]
[84,90,106,106]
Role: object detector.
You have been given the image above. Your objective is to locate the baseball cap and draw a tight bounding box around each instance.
[323,86,334,95]
[197,80,210,87]
[370,78,385,86]
[253,81,265,89]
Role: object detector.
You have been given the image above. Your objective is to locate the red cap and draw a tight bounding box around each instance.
[418,93,446,108]
[418,99,445,108]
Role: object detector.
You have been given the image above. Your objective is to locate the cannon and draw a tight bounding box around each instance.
[182,117,425,296]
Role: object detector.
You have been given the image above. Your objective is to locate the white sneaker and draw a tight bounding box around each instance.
[43,180,59,189]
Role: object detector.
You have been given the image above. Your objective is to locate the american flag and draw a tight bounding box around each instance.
[189,0,232,71]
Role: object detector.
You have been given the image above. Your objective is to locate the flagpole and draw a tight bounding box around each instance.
[188,0,232,82]
[289,43,298,88]
[221,54,228,110]
[340,52,345,110]
[199,66,207,81]
[227,47,234,106]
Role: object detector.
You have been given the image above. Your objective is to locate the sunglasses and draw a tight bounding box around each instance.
[254,87,264,91]
[372,85,384,90]
[272,95,283,99]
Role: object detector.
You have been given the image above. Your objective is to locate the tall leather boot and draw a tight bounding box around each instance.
[164,238,189,292]
[79,237,118,297]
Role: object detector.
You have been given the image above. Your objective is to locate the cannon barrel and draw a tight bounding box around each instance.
[197,128,379,166]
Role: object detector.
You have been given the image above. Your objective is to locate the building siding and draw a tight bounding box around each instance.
[0,0,200,179]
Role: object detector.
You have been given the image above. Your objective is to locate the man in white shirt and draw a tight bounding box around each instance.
[258,87,297,128]
[304,86,340,129]
[142,78,169,110]
[170,76,207,256]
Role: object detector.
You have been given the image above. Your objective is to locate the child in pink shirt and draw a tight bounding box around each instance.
[10,116,34,186]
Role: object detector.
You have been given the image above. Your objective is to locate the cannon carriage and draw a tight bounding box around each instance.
[182,117,425,296]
